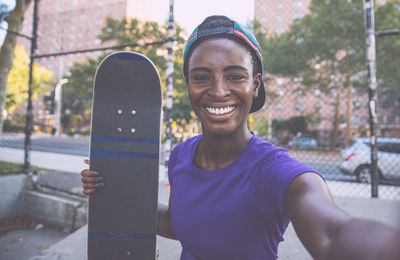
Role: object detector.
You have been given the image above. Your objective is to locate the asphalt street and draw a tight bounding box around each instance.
[0,134,349,181]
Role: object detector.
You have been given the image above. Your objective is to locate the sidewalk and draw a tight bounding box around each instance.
[18,190,400,260]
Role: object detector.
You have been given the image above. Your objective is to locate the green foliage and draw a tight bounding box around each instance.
[6,45,54,113]
[375,1,400,115]
[64,57,101,119]
[263,0,400,106]
[0,160,52,175]
[64,17,193,131]
[272,116,309,136]
[255,116,269,137]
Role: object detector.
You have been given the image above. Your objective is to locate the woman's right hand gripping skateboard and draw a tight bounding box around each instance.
[80,159,104,195]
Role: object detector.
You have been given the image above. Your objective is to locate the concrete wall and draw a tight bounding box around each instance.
[0,175,26,219]
[21,190,87,231]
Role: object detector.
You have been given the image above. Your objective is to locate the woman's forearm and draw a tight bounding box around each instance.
[157,203,178,240]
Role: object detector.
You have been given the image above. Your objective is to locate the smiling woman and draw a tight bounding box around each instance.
[81,15,400,260]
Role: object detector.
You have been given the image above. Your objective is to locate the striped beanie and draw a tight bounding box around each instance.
[183,15,265,113]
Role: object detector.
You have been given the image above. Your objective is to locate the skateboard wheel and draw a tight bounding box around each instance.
[126,251,131,256]
[117,128,122,132]
[131,128,136,133]
[117,109,123,114]
[132,110,136,115]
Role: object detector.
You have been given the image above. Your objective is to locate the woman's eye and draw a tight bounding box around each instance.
[193,75,210,81]
[227,74,245,80]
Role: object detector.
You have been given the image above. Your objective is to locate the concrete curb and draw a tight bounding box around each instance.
[21,190,87,232]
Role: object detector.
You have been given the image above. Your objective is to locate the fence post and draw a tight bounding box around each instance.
[163,0,174,166]
[23,0,39,173]
[363,0,379,198]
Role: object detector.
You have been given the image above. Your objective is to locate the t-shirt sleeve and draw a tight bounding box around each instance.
[253,155,322,220]
[167,143,181,186]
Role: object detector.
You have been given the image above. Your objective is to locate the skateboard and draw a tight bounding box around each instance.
[87,51,162,259]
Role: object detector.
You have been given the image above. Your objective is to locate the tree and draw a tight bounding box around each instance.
[6,45,53,115]
[63,18,192,134]
[375,1,400,115]
[0,0,32,135]
[262,0,400,150]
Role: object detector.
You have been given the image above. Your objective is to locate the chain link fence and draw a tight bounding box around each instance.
[1,0,399,201]
[253,0,400,200]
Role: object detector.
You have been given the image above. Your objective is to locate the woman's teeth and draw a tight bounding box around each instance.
[206,106,235,115]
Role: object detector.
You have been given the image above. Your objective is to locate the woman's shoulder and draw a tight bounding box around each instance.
[247,135,290,164]
[172,135,202,154]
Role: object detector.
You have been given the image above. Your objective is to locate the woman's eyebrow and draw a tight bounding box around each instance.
[190,67,212,74]
[223,65,248,72]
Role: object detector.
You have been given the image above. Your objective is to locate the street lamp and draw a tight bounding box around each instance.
[54,78,68,136]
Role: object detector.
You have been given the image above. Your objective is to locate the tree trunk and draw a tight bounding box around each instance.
[0,0,32,136]
[345,84,353,147]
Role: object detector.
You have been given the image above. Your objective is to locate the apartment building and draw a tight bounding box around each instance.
[254,0,398,142]
[20,0,164,80]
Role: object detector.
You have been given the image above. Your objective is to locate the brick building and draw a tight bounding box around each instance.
[254,0,399,144]
[17,0,166,131]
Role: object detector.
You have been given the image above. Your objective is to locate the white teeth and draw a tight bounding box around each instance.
[206,106,234,115]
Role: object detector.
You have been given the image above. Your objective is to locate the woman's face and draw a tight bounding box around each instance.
[187,38,261,136]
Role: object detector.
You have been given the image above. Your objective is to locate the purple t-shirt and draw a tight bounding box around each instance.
[168,134,320,260]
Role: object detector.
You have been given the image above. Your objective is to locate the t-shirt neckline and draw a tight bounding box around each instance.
[189,134,256,176]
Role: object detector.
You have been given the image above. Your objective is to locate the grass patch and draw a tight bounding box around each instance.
[0,161,52,175]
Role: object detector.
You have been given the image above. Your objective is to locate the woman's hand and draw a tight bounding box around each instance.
[80,159,104,195]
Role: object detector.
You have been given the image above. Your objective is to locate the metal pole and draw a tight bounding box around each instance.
[363,0,379,198]
[23,0,39,173]
[164,0,174,166]
[54,79,68,136]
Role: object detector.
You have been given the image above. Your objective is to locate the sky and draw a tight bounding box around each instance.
[152,0,254,32]
[0,0,254,44]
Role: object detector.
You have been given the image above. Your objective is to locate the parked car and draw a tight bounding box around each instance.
[339,137,400,183]
[288,137,317,149]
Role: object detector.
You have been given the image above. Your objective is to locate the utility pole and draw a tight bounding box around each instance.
[54,79,68,136]
[164,0,174,166]
[363,0,379,197]
[23,0,39,172]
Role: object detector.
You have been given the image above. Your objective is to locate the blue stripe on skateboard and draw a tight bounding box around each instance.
[89,232,156,241]
[91,136,159,144]
[91,150,158,159]
[108,52,148,61]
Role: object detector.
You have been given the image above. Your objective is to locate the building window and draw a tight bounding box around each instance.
[278,90,285,96]
[261,6,266,12]
[294,89,304,97]
[293,13,304,20]
[276,104,283,111]
[292,1,303,8]
[351,115,361,125]
[314,89,321,96]
[275,16,283,23]
[276,78,284,85]
[314,103,322,110]
[295,103,305,111]
[352,101,361,110]
[275,28,284,35]
[276,3,283,11]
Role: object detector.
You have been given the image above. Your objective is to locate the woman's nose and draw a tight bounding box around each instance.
[208,77,230,98]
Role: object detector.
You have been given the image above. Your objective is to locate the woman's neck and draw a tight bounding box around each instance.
[194,128,253,171]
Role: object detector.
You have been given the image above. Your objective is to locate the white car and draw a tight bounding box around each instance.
[339,138,400,183]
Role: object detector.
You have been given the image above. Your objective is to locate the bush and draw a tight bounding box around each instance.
[3,119,25,133]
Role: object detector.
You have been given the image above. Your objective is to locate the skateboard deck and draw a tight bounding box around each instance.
[88,51,162,260]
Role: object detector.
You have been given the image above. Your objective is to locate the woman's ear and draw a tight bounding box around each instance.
[253,73,262,98]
